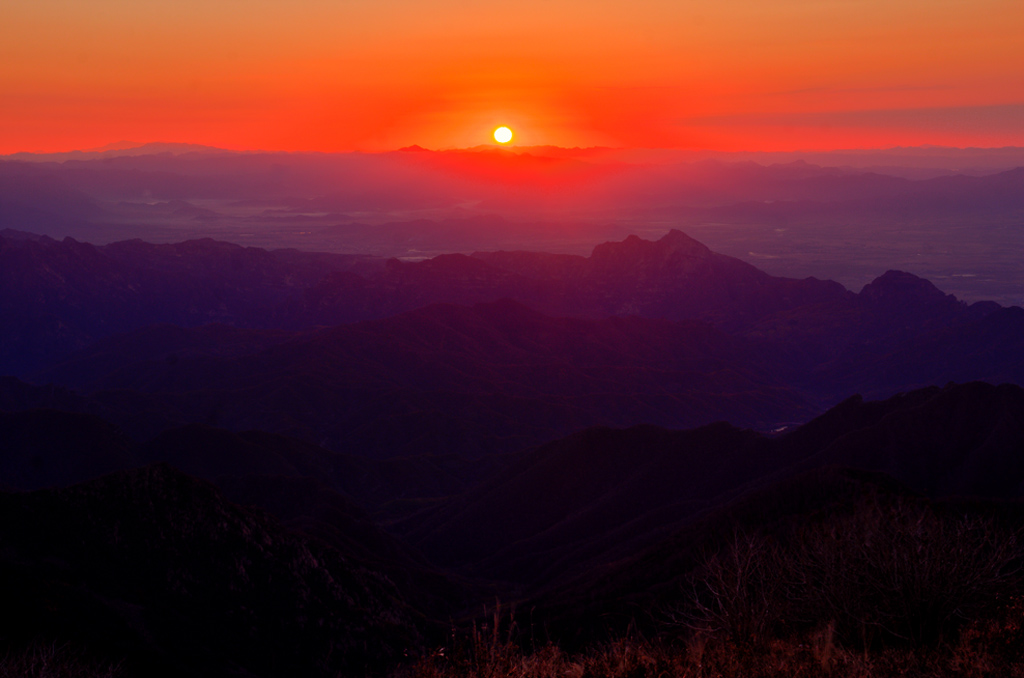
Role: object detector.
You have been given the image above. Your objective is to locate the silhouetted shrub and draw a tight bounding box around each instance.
[790,497,1022,646]
[673,496,1023,648]
[676,530,788,645]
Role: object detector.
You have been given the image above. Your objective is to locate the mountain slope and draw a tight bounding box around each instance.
[0,233,372,374]
[35,299,811,457]
[394,382,1024,588]
[0,464,419,677]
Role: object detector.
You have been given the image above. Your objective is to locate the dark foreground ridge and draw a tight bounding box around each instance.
[2,382,1024,675]
[0,464,420,677]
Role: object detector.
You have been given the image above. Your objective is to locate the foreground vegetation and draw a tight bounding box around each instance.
[401,496,1024,678]
[5,473,1024,677]
[399,604,1024,678]
[0,643,122,678]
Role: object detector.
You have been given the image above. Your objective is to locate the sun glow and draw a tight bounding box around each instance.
[494,126,513,144]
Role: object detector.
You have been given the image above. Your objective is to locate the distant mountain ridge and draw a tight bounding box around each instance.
[6,148,1024,304]
[8,143,1024,172]
[3,141,231,163]
[4,226,994,376]
[3,229,1022,458]
[0,232,376,374]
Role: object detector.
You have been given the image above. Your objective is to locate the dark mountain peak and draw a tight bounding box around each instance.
[997,304,1024,318]
[967,299,1003,316]
[802,381,1024,497]
[99,237,257,268]
[859,270,954,305]
[989,166,1024,182]
[383,252,500,278]
[658,228,714,255]
[951,303,1024,347]
[590,230,711,267]
[409,252,493,273]
[780,387,939,453]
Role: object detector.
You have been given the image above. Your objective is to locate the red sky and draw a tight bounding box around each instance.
[3,0,1023,154]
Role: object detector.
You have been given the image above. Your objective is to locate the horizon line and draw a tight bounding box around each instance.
[6,140,1024,160]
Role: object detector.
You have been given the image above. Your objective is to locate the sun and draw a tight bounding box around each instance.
[493,126,513,144]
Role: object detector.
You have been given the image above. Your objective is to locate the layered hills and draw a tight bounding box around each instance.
[1,227,844,374]
[25,300,809,455]
[1,230,1020,454]
[3,226,1024,674]
[398,381,1024,586]
[0,232,375,374]
[7,147,1024,311]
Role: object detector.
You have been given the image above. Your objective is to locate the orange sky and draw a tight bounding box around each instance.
[2,0,1023,153]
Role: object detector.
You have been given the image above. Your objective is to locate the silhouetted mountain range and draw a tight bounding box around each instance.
[5,148,1024,222]
[5,149,1024,310]
[8,227,840,376]
[0,232,376,374]
[2,229,1021,461]
[4,224,1024,673]
[19,299,807,456]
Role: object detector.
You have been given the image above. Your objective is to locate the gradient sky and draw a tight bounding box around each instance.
[3,0,1023,153]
